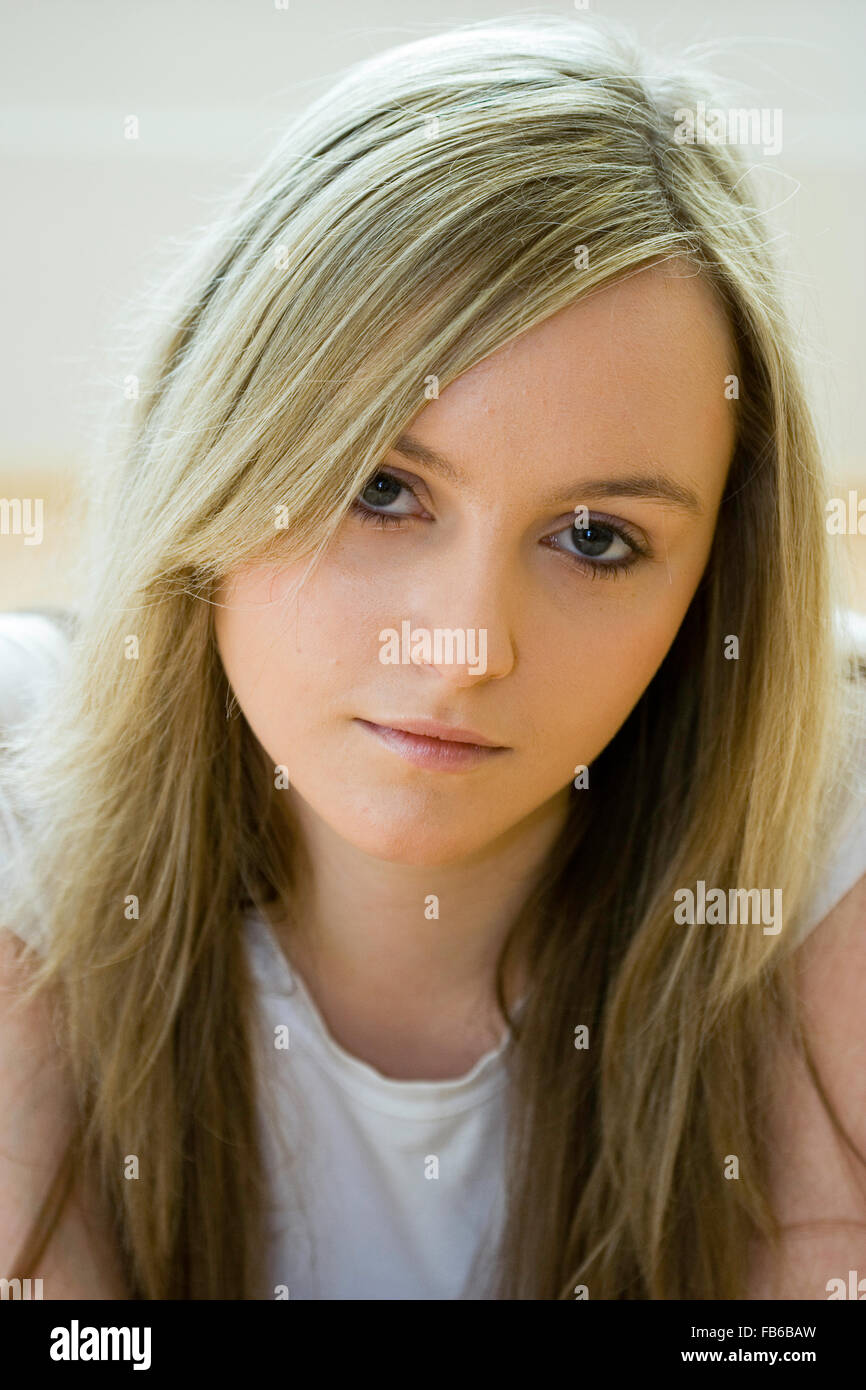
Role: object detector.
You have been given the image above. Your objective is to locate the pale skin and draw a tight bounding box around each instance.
[213,258,737,1080]
[1,258,863,1297]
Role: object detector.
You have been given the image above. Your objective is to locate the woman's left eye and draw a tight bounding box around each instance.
[546,516,647,579]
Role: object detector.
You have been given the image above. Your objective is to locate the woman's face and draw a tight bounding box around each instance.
[214,259,737,867]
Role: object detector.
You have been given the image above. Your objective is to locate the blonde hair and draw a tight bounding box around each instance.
[5,13,865,1298]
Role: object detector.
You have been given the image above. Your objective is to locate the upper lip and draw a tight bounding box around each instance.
[361,717,507,748]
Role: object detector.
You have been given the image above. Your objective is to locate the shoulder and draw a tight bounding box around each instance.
[747,869,866,1298]
[0,609,74,727]
[794,657,866,945]
[0,930,128,1297]
[794,867,866,1118]
[0,610,75,956]
[746,645,866,1298]
[0,615,125,1294]
[791,646,866,1137]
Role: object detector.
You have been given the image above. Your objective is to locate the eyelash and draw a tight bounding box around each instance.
[350,473,649,581]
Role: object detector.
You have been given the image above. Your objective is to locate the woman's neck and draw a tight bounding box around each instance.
[263,786,571,1079]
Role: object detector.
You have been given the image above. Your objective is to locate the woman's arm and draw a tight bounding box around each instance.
[747,870,866,1299]
[0,929,129,1299]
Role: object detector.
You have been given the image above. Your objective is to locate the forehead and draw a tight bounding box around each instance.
[412,259,738,496]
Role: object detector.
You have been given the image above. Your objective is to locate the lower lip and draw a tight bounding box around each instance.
[355,719,508,771]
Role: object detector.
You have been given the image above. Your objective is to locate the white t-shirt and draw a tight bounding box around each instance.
[1,608,866,1300]
[246,905,512,1299]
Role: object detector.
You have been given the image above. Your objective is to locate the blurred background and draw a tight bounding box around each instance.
[1,0,864,612]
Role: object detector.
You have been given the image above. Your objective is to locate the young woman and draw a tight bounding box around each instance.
[2,15,865,1301]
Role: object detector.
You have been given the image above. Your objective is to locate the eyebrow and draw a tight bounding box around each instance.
[392,432,705,517]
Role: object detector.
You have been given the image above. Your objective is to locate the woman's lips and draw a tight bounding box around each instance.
[354,718,509,771]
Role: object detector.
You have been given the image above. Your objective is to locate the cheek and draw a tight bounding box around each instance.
[214,556,408,778]
[535,573,701,765]
[213,563,360,752]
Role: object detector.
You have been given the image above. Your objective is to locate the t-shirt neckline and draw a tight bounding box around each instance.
[243,906,515,1115]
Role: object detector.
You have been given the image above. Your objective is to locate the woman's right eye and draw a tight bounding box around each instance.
[351,471,424,523]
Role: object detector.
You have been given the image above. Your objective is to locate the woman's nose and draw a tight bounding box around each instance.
[399,542,518,687]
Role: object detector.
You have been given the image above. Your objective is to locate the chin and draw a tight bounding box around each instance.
[335,812,489,868]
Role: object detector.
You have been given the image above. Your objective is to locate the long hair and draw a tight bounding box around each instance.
[4,14,865,1298]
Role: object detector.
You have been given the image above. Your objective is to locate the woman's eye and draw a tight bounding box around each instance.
[351,471,423,525]
[547,517,645,579]
[350,475,646,580]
